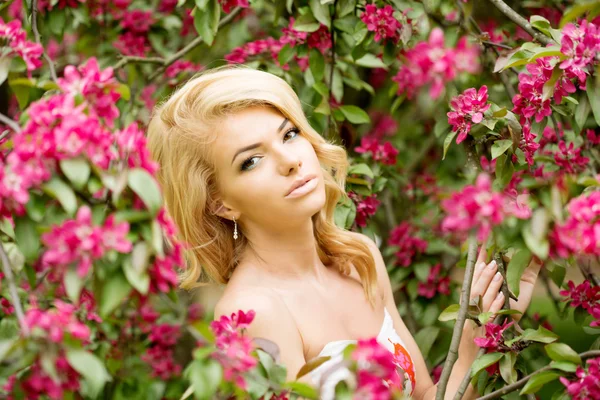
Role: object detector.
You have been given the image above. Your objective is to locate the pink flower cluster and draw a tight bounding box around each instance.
[25,300,91,343]
[41,206,132,278]
[58,58,122,128]
[352,338,403,399]
[360,4,402,43]
[560,357,600,399]
[367,111,398,140]
[387,222,428,267]
[560,280,600,328]
[560,20,600,90]
[210,310,257,389]
[115,122,159,174]
[447,86,491,144]
[417,264,450,299]
[512,57,576,124]
[225,17,331,69]
[3,353,80,400]
[550,191,600,258]
[519,124,541,166]
[141,323,182,379]
[165,60,203,86]
[0,18,44,73]
[114,8,154,56]
[553,141,590,174]
[348,192,381,228]
[219,0,249,14]
[354,137,399,165]
[474,320,514,352]
[392,28,480,99]
[441,173,532,241]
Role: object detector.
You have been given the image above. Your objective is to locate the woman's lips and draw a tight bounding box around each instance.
[285,177,318,198]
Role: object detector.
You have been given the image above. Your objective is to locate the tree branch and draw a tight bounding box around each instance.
[477,350,600,400]
[31,0,58,82]
[114,56,166,70]
[147,6,244,81]
[0,112,21,136]
[436,234,479,400]
[487,0,553,46]
[0,242,29,336]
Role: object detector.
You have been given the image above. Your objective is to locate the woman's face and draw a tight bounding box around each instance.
[212,106,326,227]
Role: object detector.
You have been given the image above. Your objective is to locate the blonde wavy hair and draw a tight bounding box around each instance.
[146,64,379,305]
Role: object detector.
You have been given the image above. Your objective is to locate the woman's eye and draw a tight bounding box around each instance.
[284,128,300,141]
[241,156,260,171]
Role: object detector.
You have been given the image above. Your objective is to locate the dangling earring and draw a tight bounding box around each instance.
[233,216,238,240]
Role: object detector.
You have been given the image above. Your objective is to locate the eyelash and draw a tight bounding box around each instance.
[240,127,301,171]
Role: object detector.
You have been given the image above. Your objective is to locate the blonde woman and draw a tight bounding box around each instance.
[146,64,542,399]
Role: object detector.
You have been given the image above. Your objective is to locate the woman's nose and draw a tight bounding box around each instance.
[276,147,302,175]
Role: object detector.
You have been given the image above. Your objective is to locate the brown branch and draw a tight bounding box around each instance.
[477,350,600,400]
[487,0,553,46]
[0,112,21,136]
[31,0,58,82]
[436,234,479,400]
[0,242,29,336]
[114,56,166,70]
[147,6,244,81]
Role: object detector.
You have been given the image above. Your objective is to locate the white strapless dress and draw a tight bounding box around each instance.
[308,307,417,399]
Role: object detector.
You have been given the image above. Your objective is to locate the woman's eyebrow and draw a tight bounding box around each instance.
[230,118,289,165]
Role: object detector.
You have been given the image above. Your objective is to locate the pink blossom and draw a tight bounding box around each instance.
[553,141,590,174]
[352,338,403,398]
[417,264,451,299]
[559,280,600,312]
[393,28,480,99]
[210,310,257,389]
[41,206,132,278]
[586,129,600,146]
[560,357,600,399]
[480,155,497,174]
[1,297,14,315]
[520,124,541,166]
[0,18,44,74]
[348,192,381,228]
[25,300,91,343]
[551,191,600,258]
[447,86,491,144]
[474,320,514,352]
[141,346,182,379]
[368,111,398,139]
[360,4,402,43]
[121,9,154,33]
[149,241,184,293]
[219,0,249,14]
[114,31,151,56]
[115,122,159,174]
[559,20,600,90]
[387,222,428,267]
[158,0,177,13]
[354,137,399,165]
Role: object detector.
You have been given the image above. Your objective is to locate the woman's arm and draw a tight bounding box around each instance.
[354,233,507,400]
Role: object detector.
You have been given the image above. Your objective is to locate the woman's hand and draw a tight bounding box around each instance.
[470,245,543,321]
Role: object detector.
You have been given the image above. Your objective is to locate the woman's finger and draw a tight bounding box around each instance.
[489,291,505,316]
[482,272,504,311]
[471,260,498,300]
[472,246,489,286]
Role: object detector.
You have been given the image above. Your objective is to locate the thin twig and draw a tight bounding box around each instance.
[477,350,600,400]
[479,40,513,50]
[147,6,244,81]
[453,347,485,400]
[436,234,479,400]
[0,242,29,336]
[0,112,21,135]
[114,56,166,70]
[31,0,58,82]
[487,0,553,46]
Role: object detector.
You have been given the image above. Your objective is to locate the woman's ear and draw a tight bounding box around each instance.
[212,199,238,220]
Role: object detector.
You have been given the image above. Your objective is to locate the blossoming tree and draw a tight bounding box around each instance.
[0,0,599,399]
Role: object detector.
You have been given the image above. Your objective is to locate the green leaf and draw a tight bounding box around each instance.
[115,83,131,102]
[414,326,440,359]
[530,15,552,36]
[545,343,582,364]
[550,360,578,373]
[438,304,460,322]
[575,92,591,133]
[339,105,370,124]
[296,356,332,379]
[59,158,91,190]
[0,56,12,87]
[443,130,458,160]
[293,13,320,32]
[587,79,600,126]
[194,0,220,46]
[560,2,600,27]
[333,14,358,33]
[506,248,532,297]
[521,326,559,344]
[499,352,517,384]
[42,177,78,216]
[348,163,374,178]
[100,272,132,317]
[66,349,111,398]
[471,352,504,377]
[127,168,163,215]
[64,268,85,303]
[123,255,150,295]
[278,44,295,66]
[491,140,513,160]
[354,53,387,69]
[0,338,17,363]
[309,48,325,82]
[520,371,560,395]
[309,0,330,28]
[14,216,40,263]
[284,382,319,399]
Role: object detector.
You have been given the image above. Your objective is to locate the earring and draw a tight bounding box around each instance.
[233,216,238,240]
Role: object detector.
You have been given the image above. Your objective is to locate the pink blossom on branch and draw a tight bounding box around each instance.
[551,191,600,258]
[0,18,44,74]
[348,192,381,228]
[354,137,399,165]
[560,357,600,399]
[417,264,451,299]
[474,320,514,352]
[559,20,600,90]
[447,86,491,144]
[360,4,402,43]
[219,0,249,14]
[387,222,428,267]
